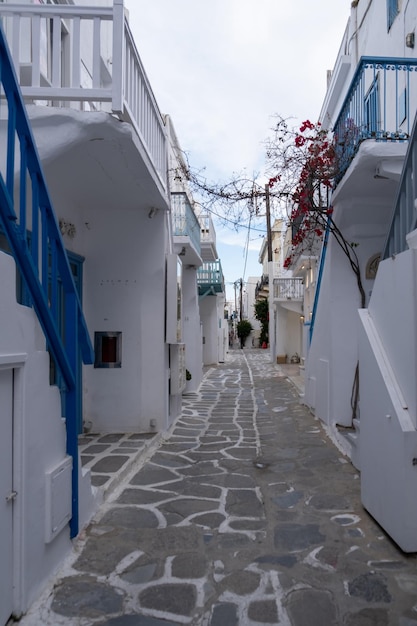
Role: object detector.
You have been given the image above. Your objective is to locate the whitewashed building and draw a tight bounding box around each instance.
[298,0,417,551]
[167,115,226,392]
[260,218,305,363]
[195,208,226,365]
[0,1,224,621]
[243,276,261,347]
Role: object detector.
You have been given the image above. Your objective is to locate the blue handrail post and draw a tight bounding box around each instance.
[65,291,79,538]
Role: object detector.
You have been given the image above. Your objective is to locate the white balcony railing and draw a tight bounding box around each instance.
[199,213,217,247]
[0,0,167,190]
[273,277,304,300]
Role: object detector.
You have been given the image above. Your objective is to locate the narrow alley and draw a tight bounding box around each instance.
[20,350,417,626]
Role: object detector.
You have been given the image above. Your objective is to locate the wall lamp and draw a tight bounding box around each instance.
[406,32,415,49]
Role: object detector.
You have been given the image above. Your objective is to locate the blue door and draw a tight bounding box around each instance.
[49,251,85,434]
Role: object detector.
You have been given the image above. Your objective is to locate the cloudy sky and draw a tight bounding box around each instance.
[124,0,351,300]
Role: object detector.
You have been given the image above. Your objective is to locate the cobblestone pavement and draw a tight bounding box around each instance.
[21,350,417,625]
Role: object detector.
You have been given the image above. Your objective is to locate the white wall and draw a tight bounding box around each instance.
[200,296,219,365]
[274,305,302,363]
[357,231,417,551]
[82,206,169,433]
[20,108,172,434]
[305,213,388,426]
[244,276,261,347]
[0,252,95,615]
[183,267,203,392]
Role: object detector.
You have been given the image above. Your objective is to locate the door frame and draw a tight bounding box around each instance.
[0,354,26,619]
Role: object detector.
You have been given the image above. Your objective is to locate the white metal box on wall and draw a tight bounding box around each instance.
[45,456,72,544]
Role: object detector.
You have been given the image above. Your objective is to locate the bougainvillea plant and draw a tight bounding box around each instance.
[281,119,365,309]
[278,119,365,420]
[282,120,336,267]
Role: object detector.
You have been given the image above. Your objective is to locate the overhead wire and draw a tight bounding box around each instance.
[201,203,267,233]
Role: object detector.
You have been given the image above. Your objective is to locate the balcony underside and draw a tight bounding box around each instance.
[198,282,223,296]
[174,237,202,267]
[200,242,218,263]
[275,300,303,314]
[24,106,170,213]
[333,139,407,230]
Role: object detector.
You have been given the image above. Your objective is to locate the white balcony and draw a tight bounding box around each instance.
[0,0,167,194]
[171,192,202,267]
[273,277,304,301]
[198,213,218,262]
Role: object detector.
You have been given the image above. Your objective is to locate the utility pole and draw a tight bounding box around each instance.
[239,278,243,320]
[265,183,273,262]
[234,281,238,321]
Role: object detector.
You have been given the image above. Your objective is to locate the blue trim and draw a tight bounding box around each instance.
[382,110,417,259]
[309,217,331,343]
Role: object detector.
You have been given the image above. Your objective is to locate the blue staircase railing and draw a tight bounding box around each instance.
[0,23,94,538]
[382,111,417,259]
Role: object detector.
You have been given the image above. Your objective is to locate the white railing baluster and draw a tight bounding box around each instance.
[72,17,81,88]
[111,0,124,114]
[52,16,61,88]
[92,17,101,89]
[11,15,20,70]
[31,16,41,87]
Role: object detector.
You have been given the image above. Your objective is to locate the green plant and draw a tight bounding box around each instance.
[254,298,269,346]
[186,369,192,381]
[236,319,253,348]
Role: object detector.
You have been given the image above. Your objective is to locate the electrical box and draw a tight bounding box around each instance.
[45,456,72,543]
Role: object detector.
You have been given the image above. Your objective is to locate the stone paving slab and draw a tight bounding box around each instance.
[19,350,417,625]
[79,433,159,494]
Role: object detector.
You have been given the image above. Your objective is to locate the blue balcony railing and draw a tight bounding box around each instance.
[171,192,201,255]
[333,57,417,185]
[0,23,94,538]
[383,111,417,259]
[197,260,224,296]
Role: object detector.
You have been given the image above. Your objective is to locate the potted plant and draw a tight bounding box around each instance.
[236,319,253,349]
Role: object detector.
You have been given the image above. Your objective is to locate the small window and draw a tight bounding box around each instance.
[94,331,122,368]
[387,0,399,31]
